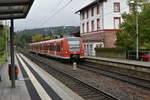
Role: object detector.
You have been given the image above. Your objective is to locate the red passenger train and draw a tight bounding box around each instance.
[28,37,84,61]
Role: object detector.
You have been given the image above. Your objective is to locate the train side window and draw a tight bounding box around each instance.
[54,45,55,51]
[50,44,52,51]
[55,45,57,51]
[52,45,54,51]
[51,45,53,51]
[59,45,60,51]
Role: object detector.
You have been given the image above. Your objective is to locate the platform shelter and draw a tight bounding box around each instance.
[0,0,34,88]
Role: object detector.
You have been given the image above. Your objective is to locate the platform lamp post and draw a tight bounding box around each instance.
[130,0,139,60]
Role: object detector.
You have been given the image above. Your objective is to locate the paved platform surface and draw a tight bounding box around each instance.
[0,57,31,100]
[85,56,150,67]
[0,54,84,100]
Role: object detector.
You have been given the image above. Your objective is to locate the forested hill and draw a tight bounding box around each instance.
[16,26,80,36]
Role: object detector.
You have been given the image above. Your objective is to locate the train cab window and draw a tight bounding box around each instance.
[90,44,93,51]
[68,37,80,51]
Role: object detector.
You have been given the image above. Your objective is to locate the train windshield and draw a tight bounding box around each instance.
[68,38,80,51]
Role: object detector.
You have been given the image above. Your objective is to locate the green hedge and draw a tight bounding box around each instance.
[95,48,127,59]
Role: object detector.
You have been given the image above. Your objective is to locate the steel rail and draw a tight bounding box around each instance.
[20,52,119,100]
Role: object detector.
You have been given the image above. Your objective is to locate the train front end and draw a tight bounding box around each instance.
[67,37,84,62]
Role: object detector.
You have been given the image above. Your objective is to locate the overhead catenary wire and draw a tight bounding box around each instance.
[38,0,73,28]
[19,0,65,31]
[17,0,129,31]
[39,0,128,28]
[37,0,64,26]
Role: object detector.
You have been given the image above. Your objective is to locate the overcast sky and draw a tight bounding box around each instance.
[14,0,95,31]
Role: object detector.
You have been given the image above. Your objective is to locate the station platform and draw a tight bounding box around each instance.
[0,54,84,100]
[0,57,30,100]
[85,56,150,67]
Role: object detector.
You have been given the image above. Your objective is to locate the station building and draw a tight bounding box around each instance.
[76,0,129,56]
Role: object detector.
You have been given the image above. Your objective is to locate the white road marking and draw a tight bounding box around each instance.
[17,54,52,100]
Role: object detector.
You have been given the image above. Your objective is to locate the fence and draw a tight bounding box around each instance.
[95,48,127,59]
[128,50,150,60]
[95,48,150,61]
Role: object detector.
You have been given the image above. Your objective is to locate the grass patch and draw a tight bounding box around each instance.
[0,54,6,65]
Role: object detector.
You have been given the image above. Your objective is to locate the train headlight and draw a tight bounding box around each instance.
[81,50,84,53]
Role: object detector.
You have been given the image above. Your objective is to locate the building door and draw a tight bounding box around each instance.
[90,44,93,55]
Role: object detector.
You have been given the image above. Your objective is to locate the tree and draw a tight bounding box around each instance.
[116,1,150,49]
[44,35,54,40]
[58,33,64,38]
[139,3,150,48]
[116,13,136,49]
[15,33,32,48]
[32,34,43,42]
[0,26,7,51]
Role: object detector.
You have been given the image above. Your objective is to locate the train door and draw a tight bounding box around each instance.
[54,42,57,55]
[59,40,63,56]
[48,42,50,54]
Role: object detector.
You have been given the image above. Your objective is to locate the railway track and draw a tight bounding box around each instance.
[77,63,150,90]
[23,51,150,90]
[19,53,119,100]
[23,52,150,90]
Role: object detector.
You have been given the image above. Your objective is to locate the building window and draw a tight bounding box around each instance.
[90,44,93,51]
[97,5,99,15]
[84,45,86,50]
[91,7,94,16]
[91,20,94,32]
[82,23,85,33]
[114,17,121,29]
[87,44,89,51]
[86,9,89,18]
[97,19,100,30]
[114,2,120,12]
[82,11,85,19]
[87,22,89,32]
